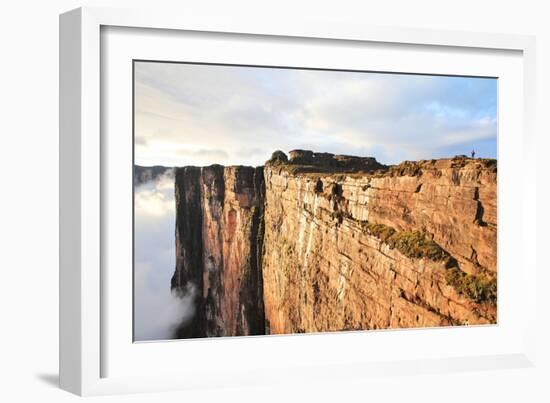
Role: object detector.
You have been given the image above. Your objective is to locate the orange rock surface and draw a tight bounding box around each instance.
[261,155,497,334]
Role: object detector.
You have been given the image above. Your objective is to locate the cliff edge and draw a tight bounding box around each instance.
[170,150,497,337]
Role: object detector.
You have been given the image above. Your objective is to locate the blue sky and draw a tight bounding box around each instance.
[134,62,497,166]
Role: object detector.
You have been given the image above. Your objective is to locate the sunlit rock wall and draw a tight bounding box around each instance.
[261,156,497,334]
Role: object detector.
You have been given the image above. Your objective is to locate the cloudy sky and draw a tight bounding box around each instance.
[134,61,497,166]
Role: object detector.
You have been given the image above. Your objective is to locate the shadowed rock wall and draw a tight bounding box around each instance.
[171,166,265,338]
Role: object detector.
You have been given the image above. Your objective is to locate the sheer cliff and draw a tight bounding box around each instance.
[262,154,496,334]
[170,151,497,338]
[171,165,265,338]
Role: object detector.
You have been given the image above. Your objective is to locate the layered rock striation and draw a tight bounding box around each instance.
[262,154,497,334]
[170,151,497,338]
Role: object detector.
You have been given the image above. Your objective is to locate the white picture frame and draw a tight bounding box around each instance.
[59,6,537,396]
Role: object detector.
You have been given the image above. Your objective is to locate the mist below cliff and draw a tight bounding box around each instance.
[133,169,195,341]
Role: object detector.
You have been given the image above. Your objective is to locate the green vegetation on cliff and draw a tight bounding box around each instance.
[445,267,497,304]
[362,221,496,305]
[363,223,448,261]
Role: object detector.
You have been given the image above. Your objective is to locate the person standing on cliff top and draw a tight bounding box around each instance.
[471,149,476,158]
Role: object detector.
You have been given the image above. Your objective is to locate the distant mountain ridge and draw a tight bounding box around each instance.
[133,165,171,186]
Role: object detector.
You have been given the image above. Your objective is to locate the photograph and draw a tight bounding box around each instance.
[133,60,497,341]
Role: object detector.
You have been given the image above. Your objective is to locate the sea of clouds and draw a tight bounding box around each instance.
[133,170,195,341]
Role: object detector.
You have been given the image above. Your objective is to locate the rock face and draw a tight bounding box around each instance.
[171,165,265,338]
[170,151,497,338]
[261,155,497,334]
[171,167,205,338]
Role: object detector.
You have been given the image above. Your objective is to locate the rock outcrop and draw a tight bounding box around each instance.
[171,165,265,338]
[170,151,497,338]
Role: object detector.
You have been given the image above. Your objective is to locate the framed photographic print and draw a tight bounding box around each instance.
[60,7,537,396]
